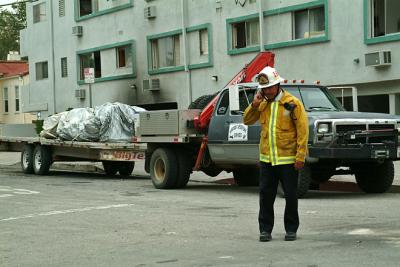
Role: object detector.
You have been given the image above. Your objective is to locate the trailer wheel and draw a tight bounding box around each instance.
[150,148,178,189]
[175,150,193,188]
[277,164,311,199]
[102,161,118,176]
[233,167,259,186]
[353,160,394,193]
[118,162,135,177]
[33,145,52,175]
[21,144,35,174]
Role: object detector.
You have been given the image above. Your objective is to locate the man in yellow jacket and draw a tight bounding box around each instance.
[243,66,309,242]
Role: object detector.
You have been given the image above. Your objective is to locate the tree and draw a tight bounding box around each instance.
[0,3,26,60]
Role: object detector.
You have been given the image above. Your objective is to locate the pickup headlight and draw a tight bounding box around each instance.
[317,123,331,134]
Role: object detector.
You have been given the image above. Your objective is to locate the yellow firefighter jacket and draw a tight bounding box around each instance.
[243,90,309,165]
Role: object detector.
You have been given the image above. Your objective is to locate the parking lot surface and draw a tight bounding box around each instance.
[1,156,400,266]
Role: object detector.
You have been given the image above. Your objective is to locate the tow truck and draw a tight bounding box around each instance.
[1,51,399,197]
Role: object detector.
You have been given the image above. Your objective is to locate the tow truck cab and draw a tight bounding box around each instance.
[207,82,400,196]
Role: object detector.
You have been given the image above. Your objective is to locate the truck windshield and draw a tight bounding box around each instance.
[285,86,344,112]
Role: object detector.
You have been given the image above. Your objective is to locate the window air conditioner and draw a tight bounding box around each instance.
[143,78,161,91]
[144,6,156,19]
[72,26,83,37]
[365,51,391,67]
[75,89,86,99]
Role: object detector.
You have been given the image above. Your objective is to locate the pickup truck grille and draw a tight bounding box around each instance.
[335,123,395,144]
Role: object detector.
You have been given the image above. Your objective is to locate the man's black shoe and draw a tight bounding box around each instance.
[285,232,297,241]
[259,232,272,242]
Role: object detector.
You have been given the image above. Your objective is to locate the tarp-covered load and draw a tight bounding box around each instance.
[40,103,145,142]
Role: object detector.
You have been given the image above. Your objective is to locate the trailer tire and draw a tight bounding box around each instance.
[233,167,259,186]
[118,162,135,177]
[102,161,118,176]
[21,144,35,174]
[354,160,394,193]
[150,148,178,189]
[175,150,193,188]
[33,145,52,175]
[277,164,311,199]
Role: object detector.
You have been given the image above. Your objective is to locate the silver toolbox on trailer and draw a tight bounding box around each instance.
[137,109,200,136]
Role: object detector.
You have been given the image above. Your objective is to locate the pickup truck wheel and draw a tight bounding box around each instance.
[102,161,118,176]
[175,150,193,188]
[118,162,135,177]
[150,148,178,189]
[33,145,52,175]
[21,144,34,174]
[277,164,311,199]
[233,167,259,186]
[354,160,394,193]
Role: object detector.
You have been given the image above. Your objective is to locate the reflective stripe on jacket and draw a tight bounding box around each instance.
[243,90,309,165]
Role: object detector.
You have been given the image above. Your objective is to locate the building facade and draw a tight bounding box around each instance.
[19,0,400,117]
[0,60,36,124]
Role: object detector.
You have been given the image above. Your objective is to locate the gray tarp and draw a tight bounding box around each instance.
[40,103,145,142]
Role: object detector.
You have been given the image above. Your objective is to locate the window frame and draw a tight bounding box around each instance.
[226,13,261,55]
[186,23,213,70]
[35,61,49,80]
[61,57,68,78]
[3,87,9,114]
[33,2,46,24]
[15,86,20,113]
[76,40,136,85]
[147,29,185,75]
[364,0,400,44]
[74,0,133,22]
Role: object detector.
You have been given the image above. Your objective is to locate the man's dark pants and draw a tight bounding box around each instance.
[259,162,299,234]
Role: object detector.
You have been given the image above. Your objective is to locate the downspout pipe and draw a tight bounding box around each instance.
[181,0,192,106]
[259,0,264,52]
[50,0,56,114]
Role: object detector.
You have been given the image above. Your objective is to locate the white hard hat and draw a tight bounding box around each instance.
[257,66,285,89]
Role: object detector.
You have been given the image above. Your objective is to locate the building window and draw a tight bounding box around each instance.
[33,3,46,23]
[232,19,259,49]
[35,61,48,80]
[151,34,181,69]
[61,57,68,77]
[199,29,209,55]
[293,7,325,39]
[79,51,101,80]
[79,0,98,17]
[116,46,132,68]
[59,0,65,17]
[15,86,20,112]
[3,88,8,113]
[371,0,400,37]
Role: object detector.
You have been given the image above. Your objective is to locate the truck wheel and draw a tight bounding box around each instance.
[277,164,311,199]
[33,145,52,175]
[175,150,193,188]
[150,148,178,189]
[21,144,34,174]
[118,162,135,177]
[354,160,394,193]
[102,161,118,176]
[188,94,215,110]
[233,167,259,186]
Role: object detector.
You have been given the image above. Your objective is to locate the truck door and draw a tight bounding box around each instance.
[208,88,260,165]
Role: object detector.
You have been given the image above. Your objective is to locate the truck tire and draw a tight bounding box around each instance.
[175,150,193,188]
[118,162,135,177]
[188,94,216,110]
[233,167,259,186]
[102,161,118,176]
[354,160,394,193]
[150,148,178,189]
[21,144,34,174]
[277,164,311,199]
[33,145,52,175]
